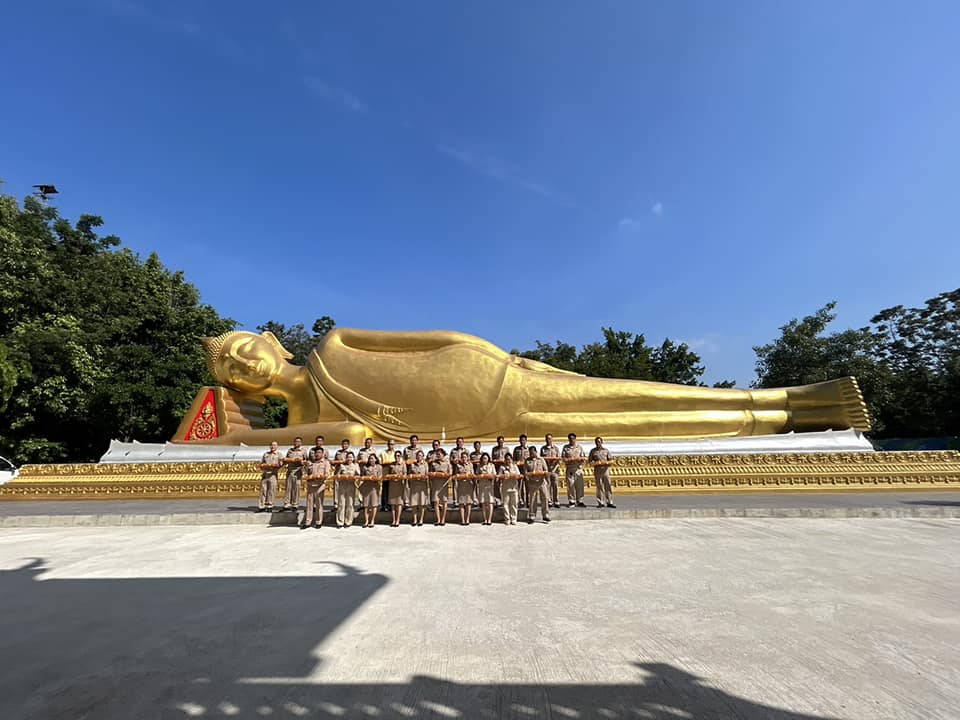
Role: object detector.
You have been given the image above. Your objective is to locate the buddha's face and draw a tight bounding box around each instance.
[216,333,285,392]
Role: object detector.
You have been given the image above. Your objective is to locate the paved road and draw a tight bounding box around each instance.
[1,491,958,526]
[0,519,958,719]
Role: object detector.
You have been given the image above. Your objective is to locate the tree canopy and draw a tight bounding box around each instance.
[0,192,234,463]
[516,328,719,387]
[753,291,960,437]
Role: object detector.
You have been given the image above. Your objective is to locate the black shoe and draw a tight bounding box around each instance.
[300,524,309,530]
[544,518,552,523]
[577,502,586,507]
[607,503,616,508]
[526,518,534,524]
[567,502,575,508]
[597,503,604,508]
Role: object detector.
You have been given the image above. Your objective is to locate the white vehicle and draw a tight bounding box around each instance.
[0,455,18,485]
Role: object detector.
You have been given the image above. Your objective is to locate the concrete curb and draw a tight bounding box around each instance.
[2,506,959,527]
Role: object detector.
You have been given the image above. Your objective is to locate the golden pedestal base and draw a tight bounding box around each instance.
[1,451,959,501]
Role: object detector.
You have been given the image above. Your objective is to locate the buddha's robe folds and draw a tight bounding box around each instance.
[304,328,868,440]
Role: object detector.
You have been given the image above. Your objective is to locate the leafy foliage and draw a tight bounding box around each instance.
[0,192,234,463]
[518,328,706,385]
[753,292,960,437]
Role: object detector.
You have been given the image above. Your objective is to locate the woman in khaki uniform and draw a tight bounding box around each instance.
[428,449,452,526]
[499,455,522,525]
[335,452,360,529]
[476,452,497,526]
[407,450,429,527]
[359,454,382,528]
[454,450,475,525]
[302,454,331,529]
[386,450,407,527]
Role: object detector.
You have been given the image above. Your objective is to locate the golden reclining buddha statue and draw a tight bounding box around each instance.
[173,328,871,445]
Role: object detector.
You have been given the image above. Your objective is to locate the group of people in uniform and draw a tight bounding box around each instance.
[257,432,616,529]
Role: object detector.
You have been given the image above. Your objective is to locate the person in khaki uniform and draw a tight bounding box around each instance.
[524,447,552,523]
[469,440,484,508]
[308,435,329,462]
[491,436,510,507]
[513,434,534,507]
[498,455,522,525]
[359,454,382,528]
[454,450,475,525]
[335,452,360,528]
[386,449,407,527]
[282,436,307,511]
[448,437,468,508]
[403,434,423,510]
[589,436,616,508]
[407,451,429,527]
[428,448,452,526]
[562,432,587,507]
[540,433,562,509]
[302,454,331,529]
[332,439,352,510]
[258,441,283,512]
[476,453,497,525]
[357,437,377,465]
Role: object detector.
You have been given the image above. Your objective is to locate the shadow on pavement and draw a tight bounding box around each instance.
[0,559,840,719]
[901,499,960,507]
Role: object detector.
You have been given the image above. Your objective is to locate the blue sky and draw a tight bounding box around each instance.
[3,1,959,385]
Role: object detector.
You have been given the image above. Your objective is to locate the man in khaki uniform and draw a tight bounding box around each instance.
[491,436,510,507]
[302,453,331,528]
[357,437,377,464]
[513,434,534,507]
[282,436,307,511]
[308,434,329,463]
[333,439,352,510]
[403,434,423,508]
[448,437,468,508]
[469,440,484,507]
[258,441,283,512]
[562,432,587,507]
[589,436,616,508]
[335,452,360,528]
[524,447,552,523]
[540,433,561,508]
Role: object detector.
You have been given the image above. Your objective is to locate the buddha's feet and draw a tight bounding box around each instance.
[782,377,871,432]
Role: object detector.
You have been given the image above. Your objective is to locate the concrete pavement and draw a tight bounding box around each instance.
[0,518,958,718]
[0,491,958,526]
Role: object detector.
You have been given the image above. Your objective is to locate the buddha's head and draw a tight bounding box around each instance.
[201,331,294,393]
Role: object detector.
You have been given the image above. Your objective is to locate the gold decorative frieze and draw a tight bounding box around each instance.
[1,451,958,501]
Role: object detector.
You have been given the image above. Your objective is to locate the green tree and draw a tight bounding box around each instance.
[650,339,705,386]
[752,303,891,434]
[518,328,708,384]
[869,289,960,437]
[0,191,234,463]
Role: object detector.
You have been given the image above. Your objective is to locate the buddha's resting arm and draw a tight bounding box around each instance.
[323,328,579,375]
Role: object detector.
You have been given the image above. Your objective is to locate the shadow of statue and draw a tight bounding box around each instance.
[0,560,842,719]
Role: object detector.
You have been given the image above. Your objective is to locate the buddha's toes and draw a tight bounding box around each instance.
[786,377,871,432]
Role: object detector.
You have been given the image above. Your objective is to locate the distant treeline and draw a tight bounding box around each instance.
[0,191,956,463]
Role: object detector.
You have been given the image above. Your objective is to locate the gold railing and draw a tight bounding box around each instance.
[1,451,958,500]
